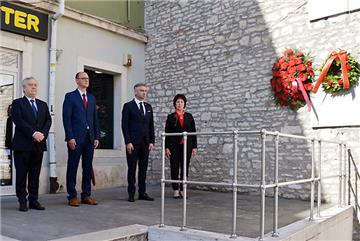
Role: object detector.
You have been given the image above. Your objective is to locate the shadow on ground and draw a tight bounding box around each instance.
[0,185,333,240]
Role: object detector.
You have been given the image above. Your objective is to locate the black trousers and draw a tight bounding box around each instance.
[126,139,150,196]
[14,150,44,204]
[169,144,191,191]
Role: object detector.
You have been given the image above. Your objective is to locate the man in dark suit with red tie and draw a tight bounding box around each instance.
[122,83,155,202]
[62,72,100,207]
[12,77,52,211]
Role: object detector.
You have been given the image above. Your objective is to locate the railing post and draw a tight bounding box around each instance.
[230,130,238,239]
[339,143,343,207]
[272,132,279,237]
[317,140,322,217]
[181,132,188,231]
[160,133,166,228]
[348,149,351,206]
[343,144,347,206]
[309,138,315,221]
[259,129,267,241]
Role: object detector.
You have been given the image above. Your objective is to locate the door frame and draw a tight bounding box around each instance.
[0,49,20,195]
[0,36,32,196]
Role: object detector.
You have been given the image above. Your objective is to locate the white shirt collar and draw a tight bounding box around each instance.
[25,96,36,102]
[134,98,144,106]
[77,89,87,98]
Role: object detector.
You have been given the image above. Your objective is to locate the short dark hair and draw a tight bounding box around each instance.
[173,94,187,108]
[134,83,147,89]
[75,71,86,79]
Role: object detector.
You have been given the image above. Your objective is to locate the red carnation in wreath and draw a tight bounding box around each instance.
[270,48,315,111]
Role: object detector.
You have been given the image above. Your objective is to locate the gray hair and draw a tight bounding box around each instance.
[22,77,37,87]
[134,83,147,89]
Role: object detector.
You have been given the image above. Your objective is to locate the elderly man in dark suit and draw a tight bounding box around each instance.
[62,71,100,207]
[121,83,155,202]
[12,77,52,211]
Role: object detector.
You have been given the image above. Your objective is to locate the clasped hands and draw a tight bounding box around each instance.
[33,131,45,142]
[126,143,154,154]
[67,139,99,150]
[165,148,197,159]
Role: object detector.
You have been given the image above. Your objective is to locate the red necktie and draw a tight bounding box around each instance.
[82,93,88,109]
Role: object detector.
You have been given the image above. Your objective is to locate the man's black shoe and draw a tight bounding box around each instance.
[139,193,154,201]
[128,196,135,202]
[29,201,45,210]
[19,203,28,212]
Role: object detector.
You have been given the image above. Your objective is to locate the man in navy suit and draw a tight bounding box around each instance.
[12,77,52,211]
[122,83,155,202]
[62,71,100,207]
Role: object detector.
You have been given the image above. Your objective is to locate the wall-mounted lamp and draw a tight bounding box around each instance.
[123,54,132,67]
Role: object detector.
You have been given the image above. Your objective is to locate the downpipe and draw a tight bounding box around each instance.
[48,0,64,193]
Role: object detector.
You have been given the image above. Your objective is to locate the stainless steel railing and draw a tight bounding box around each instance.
[159,129,347,240]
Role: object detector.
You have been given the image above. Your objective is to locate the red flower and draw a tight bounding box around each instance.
[327,80,333,85]
[306,60,312,67]
[285,49,294,56]
[338,79,343,85]
[304,83,313,91]
[298,73,307,82]
[288,60,296,67]
[347,65,352,70]
[288,67,297,74]
[307,69,314,76]
[296,51,304,57]
[297,64,306,71]
[280,62,288,70]
[278,57,285,64]
[273,62,280,69]
[294,58,302,65]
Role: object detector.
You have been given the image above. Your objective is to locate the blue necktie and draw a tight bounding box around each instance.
[30,99,38,119]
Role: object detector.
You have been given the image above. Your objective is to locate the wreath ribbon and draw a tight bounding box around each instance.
[293,78,311,111]
[312,50,350,93]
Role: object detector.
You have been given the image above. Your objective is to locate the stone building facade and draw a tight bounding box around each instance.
[144,0,360,202]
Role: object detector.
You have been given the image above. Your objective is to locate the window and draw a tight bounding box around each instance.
[86,69,114,149]
[308,0,360,21]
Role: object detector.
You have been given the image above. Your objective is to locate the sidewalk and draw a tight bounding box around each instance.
[0,185,332,240]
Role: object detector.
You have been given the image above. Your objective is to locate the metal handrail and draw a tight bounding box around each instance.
[159,129,347,240]
[348,149,360,217]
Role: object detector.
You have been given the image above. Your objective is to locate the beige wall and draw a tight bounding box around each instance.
[1,13,146,194]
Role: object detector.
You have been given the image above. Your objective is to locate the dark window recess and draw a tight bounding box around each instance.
[86,69,114,149]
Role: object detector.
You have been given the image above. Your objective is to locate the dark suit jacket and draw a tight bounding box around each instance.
[121,99,155,145]
[62,90,100,144]
[165,112,197,150]
[11,96,52,152]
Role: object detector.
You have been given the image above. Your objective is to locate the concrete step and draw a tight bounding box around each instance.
[50,224,148,241]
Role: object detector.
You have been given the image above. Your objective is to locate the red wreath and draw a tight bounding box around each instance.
[271,48,315,111]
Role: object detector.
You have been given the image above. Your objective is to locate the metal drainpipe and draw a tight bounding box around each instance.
[48,0,64,193]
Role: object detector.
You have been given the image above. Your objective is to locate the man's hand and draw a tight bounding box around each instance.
[165,148,171,159]
[67,139,76,150]
[33,131,45,142]
[192,148,198,157]
[149,143,155,151]
[126,143,134,154]
[94,140,99,149]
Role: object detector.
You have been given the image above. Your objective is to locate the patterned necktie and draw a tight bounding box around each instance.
[139,102,145,116]
[82,93,88,109]
[30,99,38,119]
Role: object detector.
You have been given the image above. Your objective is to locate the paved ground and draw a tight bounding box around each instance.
[0,185,333,240]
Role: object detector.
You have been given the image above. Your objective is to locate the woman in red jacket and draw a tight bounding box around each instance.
[165,94,197,199]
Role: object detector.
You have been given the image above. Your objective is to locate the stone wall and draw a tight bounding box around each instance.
[144,0,360,202]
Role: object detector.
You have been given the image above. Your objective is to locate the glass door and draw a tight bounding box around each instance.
[0,48,19,195]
